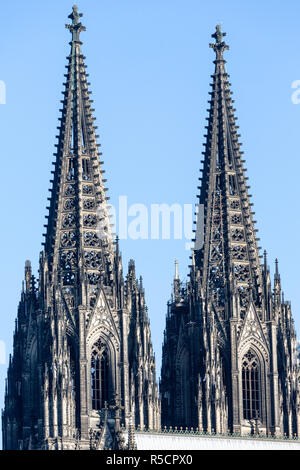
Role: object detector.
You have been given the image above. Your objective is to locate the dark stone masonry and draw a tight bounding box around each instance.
[2,8,300,450]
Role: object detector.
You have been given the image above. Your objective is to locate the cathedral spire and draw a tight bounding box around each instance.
[161,25,299,439]
[194,25,263,320]
[3,7,161,450]
[44,6,114,305]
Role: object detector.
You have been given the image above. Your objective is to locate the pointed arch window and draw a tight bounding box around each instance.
[242,350,261,420]
[91,342,109,410]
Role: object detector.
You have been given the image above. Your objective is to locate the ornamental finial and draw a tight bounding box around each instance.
[209,24,229,60]
[212,24,225,44]
[65,5,86,41]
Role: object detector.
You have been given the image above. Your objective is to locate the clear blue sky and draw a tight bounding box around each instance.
[1,0,300,442]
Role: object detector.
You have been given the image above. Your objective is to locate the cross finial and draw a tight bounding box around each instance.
[65,5,86,42]
[69,5,81,24]
[212,24,225,44]
[209,24,229,60]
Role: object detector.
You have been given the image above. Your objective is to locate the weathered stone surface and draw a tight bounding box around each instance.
[160,25,300,439]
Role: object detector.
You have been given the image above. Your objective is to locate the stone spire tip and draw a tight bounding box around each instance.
[66,5,86,40]
[209,24,229,58]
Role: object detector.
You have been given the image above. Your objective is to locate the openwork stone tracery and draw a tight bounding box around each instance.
[160,25,300,438]
[2,6,160,450]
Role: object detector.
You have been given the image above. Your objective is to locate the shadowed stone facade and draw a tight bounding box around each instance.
[2,8,300,451]
[2,7,159,450]
[160,26,300,437]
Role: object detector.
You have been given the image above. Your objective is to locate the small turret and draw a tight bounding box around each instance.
[262,250,272,320]
[173,260,181,302]
[25,260,32,294]
[274,258,281,308]
[275,258,281,284]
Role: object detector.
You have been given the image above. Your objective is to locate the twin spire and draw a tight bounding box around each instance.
[47,9,278,322]
[192,24,264,319]
[44,5,114,306]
